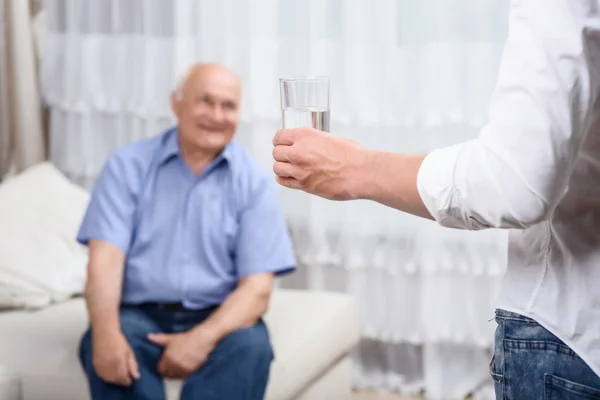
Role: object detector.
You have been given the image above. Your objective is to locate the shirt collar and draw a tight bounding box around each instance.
[158,127,180,164]
[158,126,235,165]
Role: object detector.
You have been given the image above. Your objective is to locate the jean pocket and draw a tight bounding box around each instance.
[489,354,503,382]
[545,374,600,399]
[489,355,504,400]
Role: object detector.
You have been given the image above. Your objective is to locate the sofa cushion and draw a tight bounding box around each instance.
[0,289,359,400]
[0,163,90,310]
[263,289,360,399]
[0,365,20,400]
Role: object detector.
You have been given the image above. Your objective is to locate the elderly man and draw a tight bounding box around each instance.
[77,63,295,400]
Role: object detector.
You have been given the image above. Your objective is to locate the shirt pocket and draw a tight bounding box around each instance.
[544,374,600,399]
[204,194,238,255]
[222,214,239,255]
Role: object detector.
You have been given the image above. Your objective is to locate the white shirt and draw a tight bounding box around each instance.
[417,0,600,377]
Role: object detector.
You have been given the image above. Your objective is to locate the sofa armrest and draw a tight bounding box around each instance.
[0,365,21,400]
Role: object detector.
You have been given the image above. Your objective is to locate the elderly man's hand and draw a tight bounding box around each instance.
[148,327,218,379]
[92,330,140,386]
[272,128,369,200]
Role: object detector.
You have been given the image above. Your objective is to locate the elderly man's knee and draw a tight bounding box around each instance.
[79,329,93,367]
[79,307,160,365]
[224,321,273,363]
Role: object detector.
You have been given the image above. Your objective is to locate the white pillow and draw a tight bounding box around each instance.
[0,162,90,310]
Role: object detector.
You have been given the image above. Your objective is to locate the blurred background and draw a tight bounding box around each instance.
[0,0,510,398]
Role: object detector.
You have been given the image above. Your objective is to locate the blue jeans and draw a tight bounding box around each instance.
[491,309,600,399]
[79,304,273,400]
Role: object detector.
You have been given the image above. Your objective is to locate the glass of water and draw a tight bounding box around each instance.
[279,76,330,132]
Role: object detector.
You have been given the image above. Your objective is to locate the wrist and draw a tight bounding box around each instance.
[91,324,122,341]
[90,314,121,336]
[191,322,222,346]
[348,148,379,200]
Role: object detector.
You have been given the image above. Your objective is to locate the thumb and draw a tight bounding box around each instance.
[127,352,140,380]
[147,333,172,346]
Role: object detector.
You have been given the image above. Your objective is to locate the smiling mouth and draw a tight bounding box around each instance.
[198,125,221,133]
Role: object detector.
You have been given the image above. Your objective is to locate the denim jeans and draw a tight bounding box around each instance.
[491,309,600,399]
[79,304,273,400]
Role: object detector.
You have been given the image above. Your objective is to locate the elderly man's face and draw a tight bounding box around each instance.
[174,67,241,154]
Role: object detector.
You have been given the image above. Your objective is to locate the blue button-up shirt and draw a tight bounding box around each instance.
[77,128,296,309]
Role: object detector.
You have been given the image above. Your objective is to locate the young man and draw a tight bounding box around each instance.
[273,1,600,398]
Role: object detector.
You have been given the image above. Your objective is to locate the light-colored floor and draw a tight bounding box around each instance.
[352,390,420,400]
[353,390,477,400]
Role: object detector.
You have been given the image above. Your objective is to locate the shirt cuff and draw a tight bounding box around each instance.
[417,142,469,229]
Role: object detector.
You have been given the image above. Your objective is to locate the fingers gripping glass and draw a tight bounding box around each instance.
[279,77,330,132]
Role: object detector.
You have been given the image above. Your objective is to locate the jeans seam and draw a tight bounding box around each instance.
[495,316,536,323]
[494,312,538,324]
[501,318,507,400]
[503,339,577,358]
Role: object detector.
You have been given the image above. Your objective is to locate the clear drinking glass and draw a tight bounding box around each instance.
[279,76,330,132]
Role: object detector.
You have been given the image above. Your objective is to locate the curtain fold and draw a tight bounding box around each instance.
[0,0,11,178]
[0,0,46,180]
[40,1,510,398]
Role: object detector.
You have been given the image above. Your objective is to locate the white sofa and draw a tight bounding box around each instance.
[0,163,360,399]
[0,290,359,400]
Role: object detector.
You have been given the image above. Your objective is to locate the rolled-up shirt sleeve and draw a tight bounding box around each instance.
[417,0,600,230]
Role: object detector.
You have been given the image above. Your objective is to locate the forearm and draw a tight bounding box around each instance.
[84,240,126,336]
[353,150,433,220]
[84,271,123,335]
[193,280,271,342]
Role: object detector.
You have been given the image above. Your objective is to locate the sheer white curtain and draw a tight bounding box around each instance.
[40,0,509,398]
[0,0,9,178]
[0,0,45,180]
